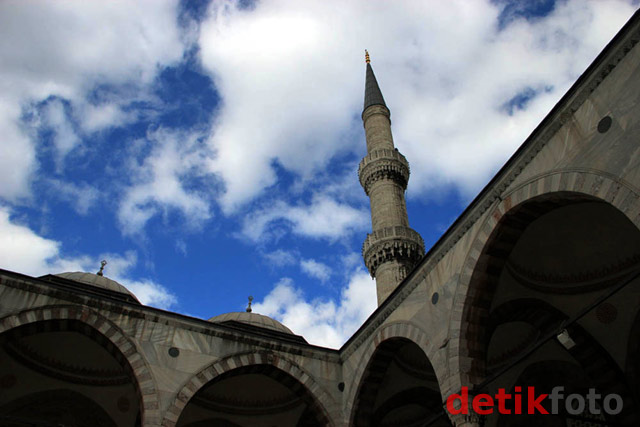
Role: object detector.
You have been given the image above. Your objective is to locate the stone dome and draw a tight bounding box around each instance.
[53,272,140,303]
[208,312,293,335]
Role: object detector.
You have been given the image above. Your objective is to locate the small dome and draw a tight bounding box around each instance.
[53,272,140,303]
[208,312,294,335]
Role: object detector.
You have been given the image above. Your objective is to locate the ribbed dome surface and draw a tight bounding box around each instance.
[208,312,293,335]
[54,272,139,302]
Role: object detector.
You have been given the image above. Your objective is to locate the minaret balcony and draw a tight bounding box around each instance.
[362,225,425,277]
[358,149,410,194]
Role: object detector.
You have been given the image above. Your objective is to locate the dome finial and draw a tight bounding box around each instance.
[97,260,107,276]
[246,295,253,313]
[365,49,370,64]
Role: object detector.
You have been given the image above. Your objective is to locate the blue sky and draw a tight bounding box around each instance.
[0,0,637,348]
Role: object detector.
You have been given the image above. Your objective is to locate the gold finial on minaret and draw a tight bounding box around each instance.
[365,49,370,64]
[246,296,253,313]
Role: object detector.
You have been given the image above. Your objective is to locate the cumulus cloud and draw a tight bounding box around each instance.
[0,102,37,201]
[197,0,637,210]
[2,0,633,236]
[0,0,184,202]
[300,258,331,283]
[254,270,377,348]
[118,128,213,235]
[0,208,59,275]
[261,249,298,267]
[39,99,82,172]
[47,179,99,215]
[77,102,130,134]
[240,195,368,243]
[0,206,176,309]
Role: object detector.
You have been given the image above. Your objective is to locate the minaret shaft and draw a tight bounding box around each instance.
[368,181,409,230]
[359,58,425,306]
[363,111,394,152]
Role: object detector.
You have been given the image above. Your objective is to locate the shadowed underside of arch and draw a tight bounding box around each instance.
[448,182,640,424]
[165,352,336,427]
[351,337,450,427]
[0,388,117,427]
[0,311,151,427]
[451,177,640,391]
[462,193,603,382]
[486,298,638,424]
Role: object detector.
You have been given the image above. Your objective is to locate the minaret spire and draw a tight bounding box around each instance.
[358,53,425,305]
[363,51,387,111]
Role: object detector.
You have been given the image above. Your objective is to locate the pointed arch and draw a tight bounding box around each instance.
[346,321,448,426]
[0,304,159,426]
[446,170,640,396]
[162,350,338,427]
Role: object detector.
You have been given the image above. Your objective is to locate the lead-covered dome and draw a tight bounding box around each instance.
[48,272,140,303]
[208,312,294,335]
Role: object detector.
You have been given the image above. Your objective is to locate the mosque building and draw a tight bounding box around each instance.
[1,9,639,427]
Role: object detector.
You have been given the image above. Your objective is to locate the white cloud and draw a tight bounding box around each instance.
[117,277,177,310]
[0,206,176,309]
[300,258,331,283]
[118,128,213,235]
[197,0,637,210]
[240,195,368,243]
[343,251,363,268]
[78,102,129,134]
[0,208,60,274]
[262,249,298,267]
[253,269,377,348]
[175,239,188,257]
[0,0,185,202]
[47,179,99,216]
[0,101,37,201]
[40,99,81,172]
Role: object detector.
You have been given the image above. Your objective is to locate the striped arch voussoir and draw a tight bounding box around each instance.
[346,321,442,426]
[0,304,160,426]
[446,170,640,396]
[161,350,337,427]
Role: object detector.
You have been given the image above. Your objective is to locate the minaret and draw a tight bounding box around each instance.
[359,51,425,305]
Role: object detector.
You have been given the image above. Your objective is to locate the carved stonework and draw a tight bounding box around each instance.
[358,148,410,195]
[505,253,640,294]
[363,225,425,278]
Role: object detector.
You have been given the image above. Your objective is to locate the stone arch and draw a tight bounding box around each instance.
[162,350,338,427]
[0,304,159,426]
[346,321,447,426]
[485,299,638,424]
[446,169,640,395]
